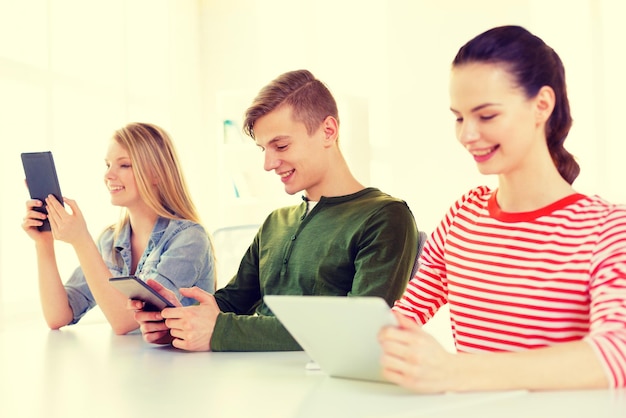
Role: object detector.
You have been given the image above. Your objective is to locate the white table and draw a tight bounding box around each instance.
[1,319,625,418]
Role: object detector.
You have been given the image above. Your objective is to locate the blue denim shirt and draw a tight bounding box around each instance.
[65,216,215,324]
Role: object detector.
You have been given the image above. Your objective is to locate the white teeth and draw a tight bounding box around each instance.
[280,170,294,178]
[109,186,124,191]
[473,147,496,157]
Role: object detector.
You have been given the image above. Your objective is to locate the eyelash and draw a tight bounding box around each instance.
[257,143,289,152]
[454,115,497,123]
[105,163,132,169]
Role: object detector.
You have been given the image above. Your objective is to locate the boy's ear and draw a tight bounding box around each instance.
[535,85,555,125]
[321,116,339,146]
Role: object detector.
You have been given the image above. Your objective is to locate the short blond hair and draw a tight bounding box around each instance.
[243,69,339,139]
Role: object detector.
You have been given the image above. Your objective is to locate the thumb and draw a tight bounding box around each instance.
[180,286,213,304]
[145,279,181,307]
[62,197,80,215]
[393,311,421,331]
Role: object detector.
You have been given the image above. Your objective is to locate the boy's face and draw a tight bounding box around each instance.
[253,105,331,199]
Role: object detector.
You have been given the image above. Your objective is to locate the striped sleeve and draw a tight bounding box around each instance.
[393,188,626,389]
[392,187,491,323]
[584,206,626,388]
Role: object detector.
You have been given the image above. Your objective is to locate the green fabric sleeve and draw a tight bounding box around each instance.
[211,312,301,351]
[210,188,418,352]
[348,200,417,305]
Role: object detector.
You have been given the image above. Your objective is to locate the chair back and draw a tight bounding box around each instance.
[212,224,260,289]
[408,230,429,280]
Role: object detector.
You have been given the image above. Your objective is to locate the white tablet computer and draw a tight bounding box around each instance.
[264,295,397,383]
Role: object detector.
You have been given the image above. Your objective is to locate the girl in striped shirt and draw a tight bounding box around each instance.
[379,25,626,392]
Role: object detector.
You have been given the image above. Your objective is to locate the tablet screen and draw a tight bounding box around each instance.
[21,151,64,231]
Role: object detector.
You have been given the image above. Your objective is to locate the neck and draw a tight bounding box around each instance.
[305,155,364,201]
[127,206,159,236]
[497,170,575,212]
[495,136,578,212]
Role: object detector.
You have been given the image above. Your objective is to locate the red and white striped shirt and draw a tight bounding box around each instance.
[393,186,626,387]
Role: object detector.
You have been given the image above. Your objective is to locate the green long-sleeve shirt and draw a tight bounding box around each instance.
[211,187,418,351]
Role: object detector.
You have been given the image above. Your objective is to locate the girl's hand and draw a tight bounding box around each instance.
[46,196,91,246]
[22,199,52,242]
[379,312,457,393]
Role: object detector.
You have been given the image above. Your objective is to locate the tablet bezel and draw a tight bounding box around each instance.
[21,151,64,231]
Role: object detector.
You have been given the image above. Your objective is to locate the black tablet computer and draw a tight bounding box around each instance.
[21,151,64,231]
[109,276,175,311]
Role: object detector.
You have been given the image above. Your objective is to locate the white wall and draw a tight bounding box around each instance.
[1,0,624,328]
[199,0,626,231]
[0,0,209,325]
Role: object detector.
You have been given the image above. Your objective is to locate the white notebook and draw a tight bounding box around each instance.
[264,295,397,383]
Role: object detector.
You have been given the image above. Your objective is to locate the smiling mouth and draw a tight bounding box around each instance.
[472,145,499,157]
[109,186,125,192]
[279,169,295,178]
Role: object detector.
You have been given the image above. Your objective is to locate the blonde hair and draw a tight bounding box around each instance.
[109,122,215,284]
[112,122,200,223]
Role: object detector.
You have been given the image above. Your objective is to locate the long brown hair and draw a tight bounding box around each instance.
[453,25,580,184]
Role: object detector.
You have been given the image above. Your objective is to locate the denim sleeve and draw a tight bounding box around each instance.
[64,266,96,325]
[65,229,125,325]
[140,224,215,306]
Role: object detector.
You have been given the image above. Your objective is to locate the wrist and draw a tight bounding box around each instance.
[35,236,55,252]
[70,231,94,249]
[446,353,482,393]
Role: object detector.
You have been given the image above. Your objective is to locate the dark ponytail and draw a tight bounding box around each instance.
[453,25,579,184]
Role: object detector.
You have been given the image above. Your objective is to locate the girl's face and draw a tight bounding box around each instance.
[104,139,142,209]
[449,62,546,178]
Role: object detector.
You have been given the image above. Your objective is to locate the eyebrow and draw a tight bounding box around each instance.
[256,135,289,148]
[450,103,501,114]
[104,156,131,163]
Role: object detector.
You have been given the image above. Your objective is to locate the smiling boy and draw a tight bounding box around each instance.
[132,69,418,351]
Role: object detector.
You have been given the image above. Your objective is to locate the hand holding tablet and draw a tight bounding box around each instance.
[21,151,64,231]
[109,276,176,311]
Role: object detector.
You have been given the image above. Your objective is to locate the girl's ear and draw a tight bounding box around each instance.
[535,85,556,125]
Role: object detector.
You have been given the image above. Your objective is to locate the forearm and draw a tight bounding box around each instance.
[450,340,608,392]
[35,241,73,329]
[71,236,138,334]
[210,312,301,352]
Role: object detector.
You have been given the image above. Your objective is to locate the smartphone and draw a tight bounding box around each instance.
[21,151,64,231]
[109,276,175,311]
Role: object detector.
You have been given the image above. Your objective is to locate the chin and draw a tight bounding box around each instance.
[476,165,498,176]
[283,182,305,196]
